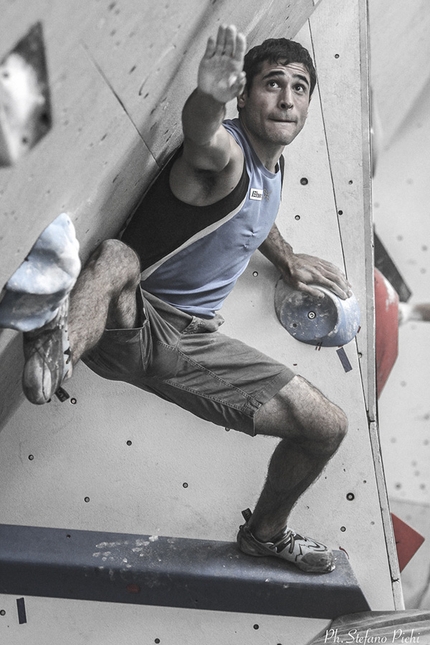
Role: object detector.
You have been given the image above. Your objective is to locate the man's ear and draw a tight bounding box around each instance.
[237,89,247,110]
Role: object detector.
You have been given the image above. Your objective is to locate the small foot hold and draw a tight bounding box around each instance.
[0,213,80,332]
[55,386,70,402]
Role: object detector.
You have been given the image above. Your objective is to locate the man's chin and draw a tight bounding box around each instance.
[268,125,300,146]
[270,133,298,147]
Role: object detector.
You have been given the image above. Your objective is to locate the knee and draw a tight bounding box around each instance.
[98,238,139,265]
[96,239,140,280]
[334,405,348,444]
[320,404,348,456]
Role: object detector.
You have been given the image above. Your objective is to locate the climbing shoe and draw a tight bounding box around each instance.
[22,298,73,404]
[237,508,335,574]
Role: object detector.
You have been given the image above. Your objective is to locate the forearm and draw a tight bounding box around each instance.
[260,224,351,299]
[182,25,245,149]
[259,224,294,276]
[182,88,226,147]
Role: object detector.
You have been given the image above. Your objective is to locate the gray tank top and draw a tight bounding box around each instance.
[139,118,283,318]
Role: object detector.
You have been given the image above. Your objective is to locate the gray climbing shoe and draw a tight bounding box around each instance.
[237,509,335,574]
[22,298,73,404]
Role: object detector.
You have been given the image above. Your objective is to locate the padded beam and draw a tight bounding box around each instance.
[0,523,369,619]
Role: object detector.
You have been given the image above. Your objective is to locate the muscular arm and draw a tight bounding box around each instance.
[181,88,234,172]
[259,224,352,299]
[182,25,246,169]
[170,25,246,204]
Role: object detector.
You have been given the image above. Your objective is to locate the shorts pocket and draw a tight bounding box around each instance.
[83,318,152,380]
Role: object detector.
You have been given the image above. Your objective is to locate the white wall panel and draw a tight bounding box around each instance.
[0,594,331,645]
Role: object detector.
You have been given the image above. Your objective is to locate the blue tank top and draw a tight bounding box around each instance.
[140,119,283,318]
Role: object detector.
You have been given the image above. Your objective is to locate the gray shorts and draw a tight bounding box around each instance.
[83,288,295,436]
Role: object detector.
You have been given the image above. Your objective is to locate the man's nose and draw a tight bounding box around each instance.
[279,87,293,110]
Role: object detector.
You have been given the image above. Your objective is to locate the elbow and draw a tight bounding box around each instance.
[182,140,232,174]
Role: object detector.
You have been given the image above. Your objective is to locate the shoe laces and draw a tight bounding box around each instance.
[272,528,305,555]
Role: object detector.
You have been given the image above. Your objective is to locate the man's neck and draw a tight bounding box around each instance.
[239,119,284,173]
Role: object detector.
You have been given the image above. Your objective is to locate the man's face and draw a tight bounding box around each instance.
[238,60,311,148]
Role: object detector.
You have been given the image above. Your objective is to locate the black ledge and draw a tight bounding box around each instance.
[0,523,369,618]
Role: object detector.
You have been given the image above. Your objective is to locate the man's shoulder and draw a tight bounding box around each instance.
[222,118,244,146]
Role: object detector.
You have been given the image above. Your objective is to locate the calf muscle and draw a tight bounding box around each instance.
[250,375,347,540]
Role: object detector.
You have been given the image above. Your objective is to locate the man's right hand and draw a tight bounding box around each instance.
[172,25,246,204]
[197,25,247,104]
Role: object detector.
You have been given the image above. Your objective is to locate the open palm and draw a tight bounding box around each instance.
[198,25,247,104]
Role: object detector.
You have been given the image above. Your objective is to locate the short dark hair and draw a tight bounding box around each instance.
[243,38,316,96]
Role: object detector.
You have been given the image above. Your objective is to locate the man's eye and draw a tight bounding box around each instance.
[268,80,279,88]
[295,84,306,93]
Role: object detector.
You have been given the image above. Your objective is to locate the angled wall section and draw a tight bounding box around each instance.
[0,0,316,427]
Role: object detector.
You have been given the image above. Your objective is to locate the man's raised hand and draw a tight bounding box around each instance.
[198,25,247,104]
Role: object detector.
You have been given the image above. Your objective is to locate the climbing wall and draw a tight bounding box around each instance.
[0,0,317,427]
[0,0,401,642]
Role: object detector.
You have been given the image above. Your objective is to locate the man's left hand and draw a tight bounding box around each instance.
[281,252,352,300]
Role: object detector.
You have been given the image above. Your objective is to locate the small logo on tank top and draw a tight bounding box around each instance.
[250,188,263,200]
